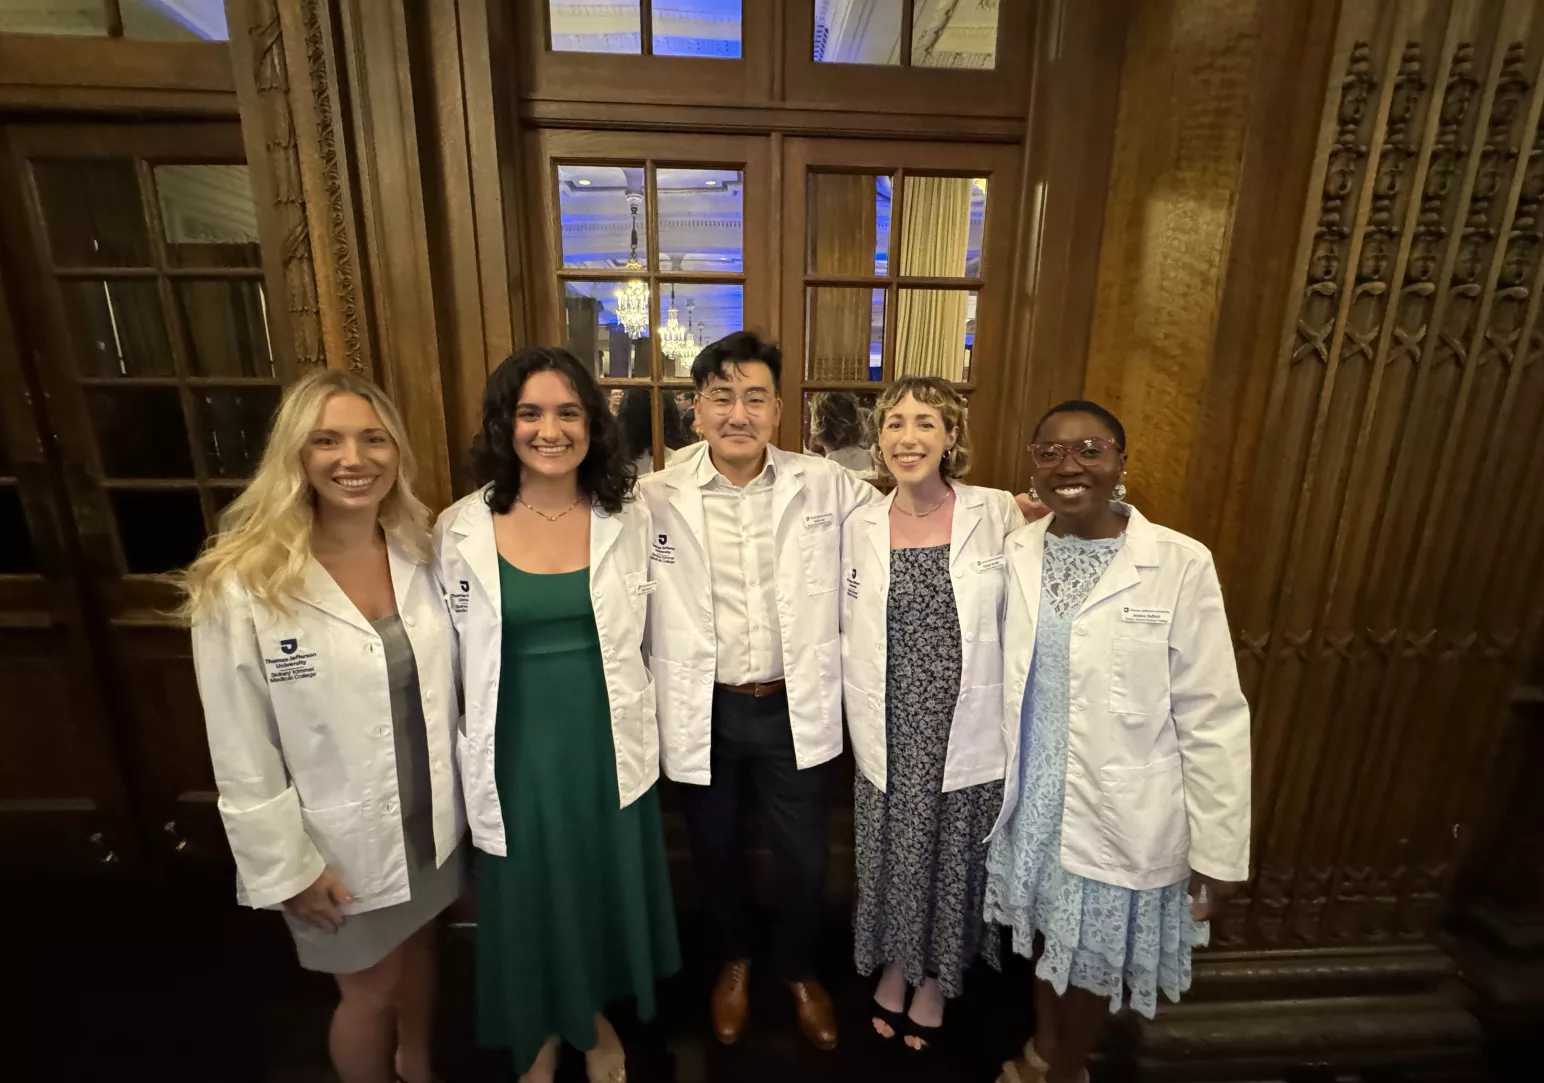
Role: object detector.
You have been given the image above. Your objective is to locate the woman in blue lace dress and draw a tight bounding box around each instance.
[985,401,1252,1083]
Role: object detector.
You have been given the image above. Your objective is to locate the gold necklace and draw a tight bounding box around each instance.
[892,493,949,517]
[518,495,583,522]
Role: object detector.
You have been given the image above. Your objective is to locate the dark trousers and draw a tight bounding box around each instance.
[678,685,831,981]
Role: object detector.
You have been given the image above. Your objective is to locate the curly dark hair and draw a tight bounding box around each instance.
[811,390,866,450]
[691,330,782,390]
[471,346,635,515]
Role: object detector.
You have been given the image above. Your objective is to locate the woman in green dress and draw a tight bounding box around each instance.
[435,347,679,1083]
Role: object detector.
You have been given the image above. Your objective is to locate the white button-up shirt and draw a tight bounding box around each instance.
[698,449,783,684]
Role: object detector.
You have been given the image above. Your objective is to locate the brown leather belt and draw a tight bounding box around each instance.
[716,679,787,697]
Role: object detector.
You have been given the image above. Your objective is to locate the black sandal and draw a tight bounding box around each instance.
[902,1015,943,1054]
[871,998,908,1042]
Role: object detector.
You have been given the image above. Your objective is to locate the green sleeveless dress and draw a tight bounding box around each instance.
[476,558,680,1073]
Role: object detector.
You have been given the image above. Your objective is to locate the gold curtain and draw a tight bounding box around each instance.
[894,176,971,379]
[807,175,876,380]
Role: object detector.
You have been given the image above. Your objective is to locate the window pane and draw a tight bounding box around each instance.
[967,178,987,277]
[658,283,742,379]
[814,0,901,64]
[898,176,975,277]
[895,289,976,381]
[87,387,193,478]
[110,488,205,574]
[808,174,890,276]
[63,280,174,378]
[912,0,998,69]
[155,165,260,268]
[0,486,38,574]
[558,165,648,270]
[614,388,700,476]
[208,484,243,522]
[33,161,150,267]
[549,0,641,54]
[121,0,228,40]
[564,280,649,379]
[0,2,108,36]
[806,287,883,381]
[178,280,274,377]
[654,0,741,57]
[658,168,743,272]
[197,386,280,479]
[804,391,878,477]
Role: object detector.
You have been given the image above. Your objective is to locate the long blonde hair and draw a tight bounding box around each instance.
[871,375,973,480]
[177,369,431,621]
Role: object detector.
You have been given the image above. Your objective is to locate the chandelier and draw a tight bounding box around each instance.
[613,201,650,338]
[660,285,693,365]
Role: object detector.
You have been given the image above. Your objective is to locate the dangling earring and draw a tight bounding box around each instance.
[1028,481,1040,501]
[1112,476,1128,502]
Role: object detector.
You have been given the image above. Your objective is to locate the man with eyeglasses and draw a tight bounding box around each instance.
[639,331,879,1051]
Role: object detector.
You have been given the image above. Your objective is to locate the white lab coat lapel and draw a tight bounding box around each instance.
[769,446,808,542]
[450,491,500,607]
[1074,504,1152,616]
[590,504,623,575]
[665,448,710,565]
[297,558,375,635]
[862,489,896,571]
[1010,517,1048,624]
[948,481,984,570]
[386,540,417,618]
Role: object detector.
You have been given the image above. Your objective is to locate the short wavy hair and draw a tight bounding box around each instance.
[471,346,634,515]
[871,375,973,481]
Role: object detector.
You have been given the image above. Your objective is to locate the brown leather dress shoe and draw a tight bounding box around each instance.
[788,978,838,1051]
[711,960,751,1045]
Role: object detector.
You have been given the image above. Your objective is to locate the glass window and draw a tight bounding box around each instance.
[897,176,975,277]
[658,283,742,378]
[155,165,261,268]
[33,160,151,268]
[549,0,641,54]
[177,280,274,378]
[564,280,650,379]
[806,287,884,380]
[807,173,890,276]
[895,289,976,381]
[86,386,194,478]
[653,0,741,57]
[558,165,648,270]
[813,0,902,64]
[63,280,174,378]
[912,0,998,68]
[196,386,281,479]
[121,0,229,41]
[658,168,743,272]
[804,391,878,474]
[109,488,205,574]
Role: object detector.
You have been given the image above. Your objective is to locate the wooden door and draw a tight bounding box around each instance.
[780,137,1023,487]
[0,121,282,867]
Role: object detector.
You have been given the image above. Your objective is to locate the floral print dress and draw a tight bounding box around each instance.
[983,531,1207,1017]
[853,544,1003,998]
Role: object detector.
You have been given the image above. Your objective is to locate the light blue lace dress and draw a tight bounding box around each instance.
[982,531,1208,1018]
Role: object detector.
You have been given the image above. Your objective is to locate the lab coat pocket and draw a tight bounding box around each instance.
[1108,635,1171,716]
[1099,756,1187,871]
[798,529,839,596]
[298,801,380,903]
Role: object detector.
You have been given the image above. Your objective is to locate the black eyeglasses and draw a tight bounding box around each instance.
[1028,437,1119,468]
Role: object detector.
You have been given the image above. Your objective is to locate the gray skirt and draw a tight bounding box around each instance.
[284,613,467,974]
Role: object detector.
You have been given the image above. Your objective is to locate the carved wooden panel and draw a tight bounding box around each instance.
[1225,0,1544,951]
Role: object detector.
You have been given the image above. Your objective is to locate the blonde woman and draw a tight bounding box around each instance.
[182,369,466,1083]
[839,376,1030,1053]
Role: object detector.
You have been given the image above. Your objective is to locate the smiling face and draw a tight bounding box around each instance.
[303,392,399,515]
[513,368,590,480]
[698,361,782,473]
[1029,410,1126,519]
[878,392,956,484]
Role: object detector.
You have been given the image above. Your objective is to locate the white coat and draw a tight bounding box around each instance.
[841,482,1021,792]
[191,541,464,914]
[638,442,880,784]
[434,488,658,857]
[989,505,1252,890]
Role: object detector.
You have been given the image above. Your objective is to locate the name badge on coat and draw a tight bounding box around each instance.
[1120,606,1173,625]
